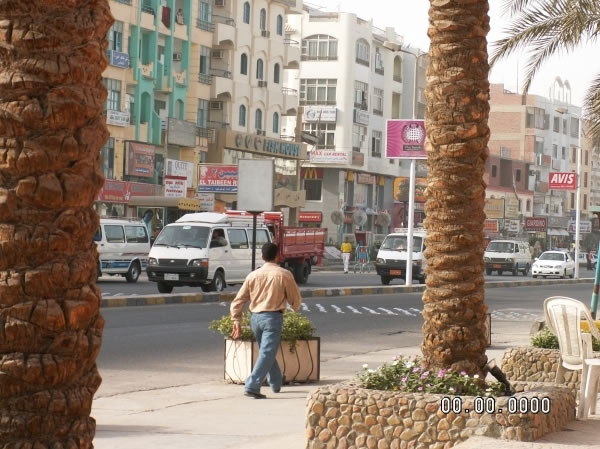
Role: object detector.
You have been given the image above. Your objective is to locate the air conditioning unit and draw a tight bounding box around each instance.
[173,52,182,61]
[261,30,270,38]
[536,153,544,166]
[258,80,268,88]
[211,50,224,59]
[214,0,225,6]
[209,101,223,110]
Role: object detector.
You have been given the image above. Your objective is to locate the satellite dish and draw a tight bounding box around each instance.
[353,209,367,226]
[331,210,344,225]
[376,212,391,227]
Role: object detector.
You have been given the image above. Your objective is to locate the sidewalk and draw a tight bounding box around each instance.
[92,327,600,449]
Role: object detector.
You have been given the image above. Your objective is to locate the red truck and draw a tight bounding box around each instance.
[225,210,326,284]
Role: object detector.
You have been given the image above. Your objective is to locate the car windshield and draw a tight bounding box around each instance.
[153,225,209,248]
[539,252,565,261]
[380,236,423,252]
[487,242,516,252]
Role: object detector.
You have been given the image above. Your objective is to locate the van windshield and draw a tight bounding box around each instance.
[380,236,422,252]
[153,225,210,248]
[487,242,516,253]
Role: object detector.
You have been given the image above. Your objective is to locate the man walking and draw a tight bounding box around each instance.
[230,242,302,399]
[340,237,353,274]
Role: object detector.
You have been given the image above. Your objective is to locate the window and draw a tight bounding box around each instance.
[256,58,264,80]
[105,225,125,243]
[584,194,588,210]
[525,107,548,129]
[393,56,402,82]
[243,2,250,24]
[354,80,368,110]
[108,21,123,52]
[515,169,521,182]
[239,105,246,127]
[227,229,249,249]
[492,165,497,177]
[563,119,567,134]
[255,108,263,130]
[299,78,336,105]
[200,46,211,77]
[273,63,280,84]
[276,15,283,36]
[572,147,576,163]
[199,1,212,24]
[247,229,270,247]
[100,138,114,179]
[176,99,184,120]
[584,172,588,188]
[125,226,149,244]
[259,8,266,30]
[352,124,368,151]
[553,116,560,132]
[526,199,531,212]
[303,123,335,149]
[371,130,382,157]
[197,99,208,128]
[240,53,248,75]
[534,136,544,155]
[571,192,575,208]
[304,179,322,201]
[272,112,279,133]
[355,39,370,66]
[373,88,384,115]
[562,146,566,160]
[552,144,558,159]
[154,99,166,115]
[103,78,121,112]
[585,150,589,166]
[571,117,579,138]
[374,47,384,74]
[301,34,338,61]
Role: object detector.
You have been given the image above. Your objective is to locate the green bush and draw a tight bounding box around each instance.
[531,325,600,351]
[358,356,506,397]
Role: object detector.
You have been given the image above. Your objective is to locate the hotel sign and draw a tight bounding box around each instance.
[106,110,130,127]
[219,130,307,160]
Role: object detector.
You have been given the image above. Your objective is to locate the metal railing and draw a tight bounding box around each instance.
[375,67,384,75]
[284,38,300,47]
[354,101,368,111]
[197,127,212,137]
[273,0,296,6]
[210,68,232,79]
[198,73,212,84]
[141,5,155,15]
[299,99,336,106]
[112,0,132,4]
[196,19,214,32]
[355,57,369,67]
[281,87,298,95]
[207,120,230,129]
[301,55,337,61]
[373,109,383,116]
[213,14,235,26]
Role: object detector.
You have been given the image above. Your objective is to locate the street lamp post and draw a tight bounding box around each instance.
[384,41,427,286]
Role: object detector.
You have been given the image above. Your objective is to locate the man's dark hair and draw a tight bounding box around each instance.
[262,242,278,261]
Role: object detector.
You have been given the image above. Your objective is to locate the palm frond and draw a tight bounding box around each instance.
[583,73,600,140]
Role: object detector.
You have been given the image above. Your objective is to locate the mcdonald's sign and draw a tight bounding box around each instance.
[301,167,324,179]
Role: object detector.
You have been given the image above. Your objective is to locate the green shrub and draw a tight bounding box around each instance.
[358,356,506,397]
[531,325,600,351]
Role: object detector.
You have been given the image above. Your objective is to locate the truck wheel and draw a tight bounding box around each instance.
[125,261,141,283]
[485,268,492,275]
[200,284,211,292]
[294,262,309,284]
[157,282,173,294]
[211,270,226,292]
[522,264,530,276]
[381,275,391,285]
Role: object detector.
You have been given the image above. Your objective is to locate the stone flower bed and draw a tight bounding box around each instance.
[501,346,580,390]
[305,381,575,449]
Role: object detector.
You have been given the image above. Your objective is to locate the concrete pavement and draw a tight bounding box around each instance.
[92,322,600,449]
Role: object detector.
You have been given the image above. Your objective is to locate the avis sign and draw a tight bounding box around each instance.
[549,172,576,190]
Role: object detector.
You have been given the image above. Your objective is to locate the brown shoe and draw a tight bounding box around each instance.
[244,391,267,399]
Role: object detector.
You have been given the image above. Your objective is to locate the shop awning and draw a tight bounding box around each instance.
[127,196,203,211]
[547,228,569,236]
[560,229,569,236]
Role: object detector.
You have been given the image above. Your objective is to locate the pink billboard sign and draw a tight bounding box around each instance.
[386,119,427,159]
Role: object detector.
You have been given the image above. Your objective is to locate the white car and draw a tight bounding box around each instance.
[532,251,575,279]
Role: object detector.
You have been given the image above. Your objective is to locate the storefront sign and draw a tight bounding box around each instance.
[220,130,306,160]
[484,219,499,233]
[386,119,427,159]
[568,220,592,233]
[301,167,324,179]
[274,187,305,208]
[96,180,157,203]
[109,50,130,69]
[351,151,364,166]
[299,212,323,223]
[394,177,427,202]
[166,158,194,188]
[506,219,520,233]
[484,198,505,219]
[524,216,547,231]
[357,173,376,185]
[106,110,130,127]
[549,172,577,190]
[303,106,337,122]
[126,142,155,178]
[353,109,369,126]
[167,118,197,148]
[504,197,520,219]
[309,149,348,164]
[164,176,187,198]
[548,216,569,228]
[194,192,215,211]
[197,164,238,193]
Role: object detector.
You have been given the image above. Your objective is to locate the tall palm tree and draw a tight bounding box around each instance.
[0,0,112,446]
[422,0,491,374]
[491,0,600,137]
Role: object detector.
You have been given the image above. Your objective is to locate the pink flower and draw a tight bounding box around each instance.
[412,367,420,373]
[417,386,423,391]
[438,370,446,378]
[393,355,399,361]
[401,377,407,382]
[460,371,467,376]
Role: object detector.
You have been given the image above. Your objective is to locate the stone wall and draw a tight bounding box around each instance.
[305,382,575,449]
[501,346,580,390]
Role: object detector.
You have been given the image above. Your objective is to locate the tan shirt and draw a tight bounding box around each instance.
[230,262,302,323]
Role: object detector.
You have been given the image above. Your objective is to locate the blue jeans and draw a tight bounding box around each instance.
[245,312,283,394]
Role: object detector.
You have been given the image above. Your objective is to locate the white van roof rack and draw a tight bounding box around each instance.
[176,212,266,225]
[100,216,144,223]
[392,227,425,233]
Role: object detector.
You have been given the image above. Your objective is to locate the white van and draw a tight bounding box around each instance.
[374,229,427,285]
[146,212,272,294]
[484,240,531,276]
[94,218,151,283]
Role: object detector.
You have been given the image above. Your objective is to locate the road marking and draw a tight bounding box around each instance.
[394,308,416,316]
[331,305,345,314]
[362,307,380,315]
[101,292,111,297]
[347,306,362,314]
[113,293,124,296]
[378,307,397,315]
[316,304,328,313]
[409,308,422,314]
[301,303,310,312]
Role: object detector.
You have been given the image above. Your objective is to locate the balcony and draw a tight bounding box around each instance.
[213,16,235,47]
[210,68,233,98]
[207,120,230,129]
[198,73,212,85]
[283,39,300,69]
[196,18,214,32]
[356,57,369,67]
[140,61,154,79]
[282,87,298,116]
[141,6,156,30]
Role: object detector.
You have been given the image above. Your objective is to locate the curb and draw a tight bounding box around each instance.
[101,278,595,309]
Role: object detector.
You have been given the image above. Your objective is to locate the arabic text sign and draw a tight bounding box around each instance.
[197,164,238,193]
[164,176,187,198]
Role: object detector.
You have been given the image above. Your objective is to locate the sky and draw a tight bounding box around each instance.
[306,0,600,107]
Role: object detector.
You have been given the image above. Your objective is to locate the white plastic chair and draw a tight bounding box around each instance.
[544,296,600,419]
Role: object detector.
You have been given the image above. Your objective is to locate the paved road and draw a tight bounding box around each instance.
[97,268,598,297]
[96,283,595,396]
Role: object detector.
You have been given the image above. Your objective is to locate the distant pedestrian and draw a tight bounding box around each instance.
[230,242,302,399]
[586,251,592,270]
[341,238,353,274]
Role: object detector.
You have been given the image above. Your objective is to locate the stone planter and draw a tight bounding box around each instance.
[224,337,320,384]
[305,381,575,449]
[501,346,580,391]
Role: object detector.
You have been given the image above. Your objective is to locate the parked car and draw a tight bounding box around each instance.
[483,240,531,276]
[532,251,575,279]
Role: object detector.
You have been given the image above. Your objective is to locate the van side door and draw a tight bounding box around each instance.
[208,227,229,280]
[247,228,270,270]
[102,224,126,270]
[227,228,250,281]
[125,225,151,271]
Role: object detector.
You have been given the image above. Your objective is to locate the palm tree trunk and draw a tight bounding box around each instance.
[422,0,490,374]
[0,1,112,446]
